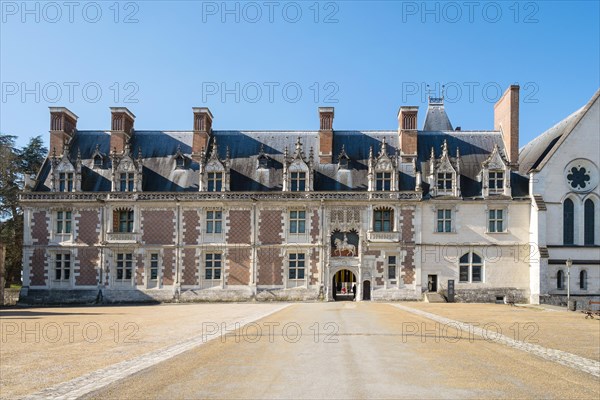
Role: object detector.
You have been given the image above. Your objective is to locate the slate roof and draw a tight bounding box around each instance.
[518,89,600,174]
[33,127,529,198]
[423,104,454,131]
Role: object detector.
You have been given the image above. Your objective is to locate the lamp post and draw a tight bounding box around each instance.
[566,258,573,308]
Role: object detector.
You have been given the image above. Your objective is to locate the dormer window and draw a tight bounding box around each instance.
[119,172,135,192]
[174,145,186,169]
[427,140,460,197]
[59,172,74,192]
[258,156,269,169]
[93,155,103,168]
[367,138,398,192]
[207,172,223,192]
[437,172,453,191]
[481,144,510,198]
[376,172,392,191]
[291,172,306,191]
[488,171,504,192]
[199,139,230,192]
[337,144,350,170]
[283,137,313,192]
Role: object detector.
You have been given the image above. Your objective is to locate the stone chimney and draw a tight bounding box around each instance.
[192,107,213,155]
[110,107,135,154]
[398,106,419,159]
[494,85,519,164]
[49,107,78,156]
[318,107,334,163]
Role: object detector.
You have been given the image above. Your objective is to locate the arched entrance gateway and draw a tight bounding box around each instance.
[332,269,357,301]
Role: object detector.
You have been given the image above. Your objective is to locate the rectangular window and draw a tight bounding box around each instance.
[289,210,306,234]
[116,253,133,282]
[472,265,482,282]
[437,172,452,191]
[59,172,74,192]
[489,171,504,192]
[388,256,397,280]
[205,253,222,280]
[376,172,392,191]
[459,265,469,282]
[118,210,134,233]
[288,253,305,280]
[206,210,222,234]
[374,209,393,232]
[290,172,306,191]
[56,211,72,234]
[119,172,135,192]
[150,253,159,281]
[488,209,504,233]
[436,209,452,233]
[207,172,223,192]
[54,253,71,281]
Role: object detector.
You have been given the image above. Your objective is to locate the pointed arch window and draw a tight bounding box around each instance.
[563,199,575,245]
[584,199,595,245]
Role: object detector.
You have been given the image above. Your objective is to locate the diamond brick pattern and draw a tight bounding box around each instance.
[227,210,251,244]
[142,210,175,245]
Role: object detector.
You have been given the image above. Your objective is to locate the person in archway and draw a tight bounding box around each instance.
[352,283,357,301]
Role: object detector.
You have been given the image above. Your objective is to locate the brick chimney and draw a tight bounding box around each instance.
[318,107,334,163]
[494,85,519,164]
[192,107,213,155]
[49,107,78,156]
[110,107,135,154]
[398,106,418,158]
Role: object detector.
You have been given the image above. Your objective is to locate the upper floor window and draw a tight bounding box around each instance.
[54,253,71,281]
[206,210,222,234]
[288,253,305,280]
[584,199,595,245]
[563,199,575,245]
[388,256,397,280]
[116,253,133,282]
[289,210,306,234]
[59,172,74,192]
[116,209,134,233]
[207,172,223,192]
[376,172,392,191]
[489,171,504,192]
[204,253,222,280]
[437,172,452,191]
[56,211,72,234]
[291,172,306,191]
[488,209,505,233]
[459,252,482,283]
[119,172,135,192]
[176,156,185,169]
[437,209,452,233]
[374,208,393,232]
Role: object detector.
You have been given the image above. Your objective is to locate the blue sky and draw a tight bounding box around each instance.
[1,1,599,149]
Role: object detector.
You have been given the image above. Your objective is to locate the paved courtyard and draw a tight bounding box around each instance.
[1,302,599,399]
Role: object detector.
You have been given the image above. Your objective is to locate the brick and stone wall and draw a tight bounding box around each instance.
[142,210,175,245]
[257,209,283,286]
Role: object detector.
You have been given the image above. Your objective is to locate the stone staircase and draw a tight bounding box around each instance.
[424,292,447,303]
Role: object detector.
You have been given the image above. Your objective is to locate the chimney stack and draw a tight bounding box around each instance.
[398,106,419,159]
[192,107,213,155]
[494,85,519,164]
[49,107,78,156]
[110,107,135,154]
[318,107,334,163]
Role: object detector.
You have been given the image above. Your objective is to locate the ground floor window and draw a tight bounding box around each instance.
[459,252,483,283]
[116,253,133,282]
[388,256,397,280]
[54,253,71,281]
[579,269,587,290]
[149,253,159,281]
[205,253,222,280]
[288,253,305,280]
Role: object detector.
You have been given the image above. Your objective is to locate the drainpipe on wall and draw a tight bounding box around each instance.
[174,201,181,301]
[319,199,325,300]
[251,199,257,294]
